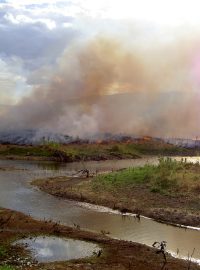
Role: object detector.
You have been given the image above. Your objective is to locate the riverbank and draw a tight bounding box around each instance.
[0,141,198,162]
[0,208,199,270]
[33,158,200,227]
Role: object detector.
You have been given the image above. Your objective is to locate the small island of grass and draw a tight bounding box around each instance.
[33,158,200,227]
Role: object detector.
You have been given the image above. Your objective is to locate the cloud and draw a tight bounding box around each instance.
[0,1,80,64]
[0,57,29,104]
[4,13,57,29]
[0,1,81,104]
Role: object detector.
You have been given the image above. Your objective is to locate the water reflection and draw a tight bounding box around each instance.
[15,236,100,262]
[36,162,68,171]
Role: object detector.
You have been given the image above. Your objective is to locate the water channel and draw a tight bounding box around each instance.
[0,157,199,264]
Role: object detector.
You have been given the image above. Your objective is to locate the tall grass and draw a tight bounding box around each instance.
[92,158,192,194]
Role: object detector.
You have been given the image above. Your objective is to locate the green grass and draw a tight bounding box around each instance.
[0,266,15,270]
[46,142,195,161]
[92,157,200,194]
[0,246,14,270]
[126,143,192,155]
[93,166,155,190]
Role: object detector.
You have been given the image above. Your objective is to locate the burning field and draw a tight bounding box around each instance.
[1,36,200,140]
[1,1,200,269]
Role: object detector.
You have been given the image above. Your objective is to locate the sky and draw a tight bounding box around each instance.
[0,0,200,138]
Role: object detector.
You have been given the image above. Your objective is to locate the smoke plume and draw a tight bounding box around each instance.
[1,36,200,138]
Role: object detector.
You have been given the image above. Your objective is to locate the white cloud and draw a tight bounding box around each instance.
[62,22,73,28]
[0,57,30,104]
[3,0,59,6]
[3,13,18,24]
[4,13,56,29]
[3,0,200,26]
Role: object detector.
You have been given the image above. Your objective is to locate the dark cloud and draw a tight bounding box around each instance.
[0,2,80,70]
[0,1,82,104]
[0,23,78,66]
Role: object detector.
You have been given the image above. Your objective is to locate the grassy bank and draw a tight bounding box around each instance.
[0,140,198,162]
[33,158,200,226]
[92,157,200,195]
[1,208,197,270]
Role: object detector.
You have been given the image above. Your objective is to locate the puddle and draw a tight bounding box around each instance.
[15,236,100,262]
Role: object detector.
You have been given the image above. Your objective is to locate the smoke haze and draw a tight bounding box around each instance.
[1,36,200,138]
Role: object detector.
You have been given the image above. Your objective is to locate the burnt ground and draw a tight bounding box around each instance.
[0,208,199,270]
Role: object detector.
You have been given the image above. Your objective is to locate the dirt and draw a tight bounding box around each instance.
[32,176,200,227]
[0,208,199,270]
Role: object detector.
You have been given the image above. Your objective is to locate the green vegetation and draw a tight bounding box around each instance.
[0,245,7,257]
[48,142,197,160]
[126,142,193,155]
[0,246,14,270]
[0,142,140,161]
[0,140,197,162]
[0,266,15,270]
[50,143,140,161]
[92,158,200,195]
[0,145,53,157]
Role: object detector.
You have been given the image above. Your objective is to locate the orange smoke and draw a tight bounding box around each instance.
[1,36,200,138]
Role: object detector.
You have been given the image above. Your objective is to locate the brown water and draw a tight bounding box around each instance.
[0,158,199,264]
[15,236,100,262]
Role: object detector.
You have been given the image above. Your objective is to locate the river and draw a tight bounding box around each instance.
[0,157,199,264]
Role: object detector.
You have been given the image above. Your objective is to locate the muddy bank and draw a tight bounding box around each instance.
[0,208,199,270]
[33,176,200,228]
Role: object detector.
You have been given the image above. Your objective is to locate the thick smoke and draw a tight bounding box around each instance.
[1,36,200,138]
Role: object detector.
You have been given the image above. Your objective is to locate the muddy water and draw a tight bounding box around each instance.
[0,158,199,263]
[15,236,100,262]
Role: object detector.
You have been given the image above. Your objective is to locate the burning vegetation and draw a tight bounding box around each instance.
[0,135,198,163]
[1,37,200,139]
